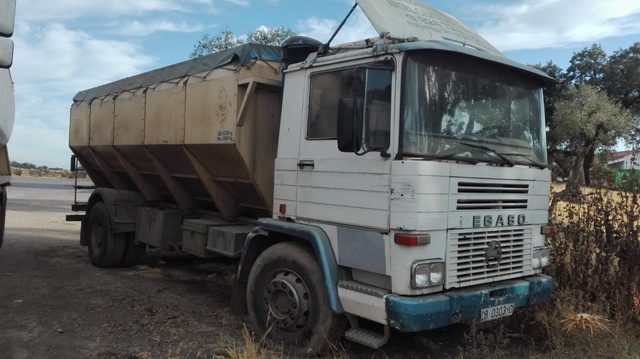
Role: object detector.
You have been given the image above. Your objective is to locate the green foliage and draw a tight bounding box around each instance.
[11,160,37,169]
[535,42,640,187]
[245,27,298,47]
[605,43,640,127]
[554,85,633,157]
[190,26,298,58]
[552,85,633,186]
[190,27,243,58]
[565,43,608,90]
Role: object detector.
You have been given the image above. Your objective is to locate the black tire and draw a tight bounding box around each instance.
[247,242,342,357]
[120,232,146,267]
[87,202,125,268]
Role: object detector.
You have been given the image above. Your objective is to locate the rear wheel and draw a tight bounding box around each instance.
[247,242,342,357]
[87,202,125,268]
[120,232,146,267]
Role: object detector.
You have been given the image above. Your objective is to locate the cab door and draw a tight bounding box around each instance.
[295,63,394,230]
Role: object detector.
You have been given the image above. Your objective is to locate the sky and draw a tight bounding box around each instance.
[7,0,640,168]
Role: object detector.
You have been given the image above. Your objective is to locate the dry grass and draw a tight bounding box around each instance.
[225,326,279,359]
[560,313,610,335]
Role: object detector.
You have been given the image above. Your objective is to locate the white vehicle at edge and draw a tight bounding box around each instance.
[0,0,16,248]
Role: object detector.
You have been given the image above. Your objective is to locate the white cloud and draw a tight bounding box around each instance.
[7,23,156,167]
[298,8,377,45]
[298,17,337,43]
[224,0,250,7]
[115,20,204,37]
[17,0,214,22]
[474,0,640,51]
[12,22,154,94]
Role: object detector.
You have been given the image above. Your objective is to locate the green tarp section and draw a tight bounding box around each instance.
[73,43,282,102]
[614,169,640,187]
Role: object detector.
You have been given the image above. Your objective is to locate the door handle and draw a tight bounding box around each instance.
[297,160,315,169]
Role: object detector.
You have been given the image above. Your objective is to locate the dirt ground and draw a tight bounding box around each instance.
[0,177,466,359]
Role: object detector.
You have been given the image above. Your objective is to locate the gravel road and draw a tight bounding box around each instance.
[0,177,462,359]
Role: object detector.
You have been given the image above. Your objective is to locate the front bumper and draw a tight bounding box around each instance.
[386,275,552,332]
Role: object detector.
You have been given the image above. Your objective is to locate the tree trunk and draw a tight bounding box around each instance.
[583,146,596,186]
[567,156,585,191]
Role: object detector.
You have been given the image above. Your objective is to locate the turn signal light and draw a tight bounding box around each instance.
[279,203,286,214]
[541,225,555,235]
[394,233,431,246]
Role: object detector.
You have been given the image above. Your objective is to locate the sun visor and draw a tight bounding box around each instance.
[356,0,503,57]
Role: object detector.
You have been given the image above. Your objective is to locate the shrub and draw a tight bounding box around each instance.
[548,181,640,322]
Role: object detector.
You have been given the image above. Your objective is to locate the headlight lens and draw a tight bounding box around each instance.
[533,247,550,269]
[411,260,445,288]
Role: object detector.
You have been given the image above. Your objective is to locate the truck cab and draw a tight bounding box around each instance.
[242,0,553,353]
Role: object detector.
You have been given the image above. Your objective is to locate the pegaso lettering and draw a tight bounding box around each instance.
[472,214,526,228]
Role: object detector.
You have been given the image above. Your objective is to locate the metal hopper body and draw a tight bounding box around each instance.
[69,44,283,219]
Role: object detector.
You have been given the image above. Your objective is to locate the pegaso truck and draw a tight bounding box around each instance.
[68,0,554,355]
[0,0,16,249]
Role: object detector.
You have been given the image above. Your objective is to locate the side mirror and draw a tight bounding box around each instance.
[70,155,76,172]
[337,96,363,152]
[0,38,13,68]
[0,0,16,69]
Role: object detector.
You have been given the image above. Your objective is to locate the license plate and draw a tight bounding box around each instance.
[480,303,514,322]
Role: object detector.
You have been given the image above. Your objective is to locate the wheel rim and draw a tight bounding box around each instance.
[90,221,103,255]
[263,270,310,331]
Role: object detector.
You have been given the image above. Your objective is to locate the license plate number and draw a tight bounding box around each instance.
[480,303,514,322]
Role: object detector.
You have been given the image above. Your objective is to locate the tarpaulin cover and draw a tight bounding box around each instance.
[73,43,282,102]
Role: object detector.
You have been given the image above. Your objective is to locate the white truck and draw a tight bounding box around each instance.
[68,0,554,355]
[0,0,16,249]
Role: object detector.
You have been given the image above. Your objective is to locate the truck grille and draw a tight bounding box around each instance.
[456,182,529,210]
[446,228,532,288]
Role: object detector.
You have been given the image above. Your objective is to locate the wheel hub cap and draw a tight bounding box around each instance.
[263,271,310,330]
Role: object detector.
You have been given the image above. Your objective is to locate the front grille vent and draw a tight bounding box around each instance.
[457,199,528,210]
[447,228,531,288]
[457,182,529,194]
[456,181,529,210]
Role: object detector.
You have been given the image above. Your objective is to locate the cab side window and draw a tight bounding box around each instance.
[307,71,351,139]
[307,65,392,152]
[363,69,391,150]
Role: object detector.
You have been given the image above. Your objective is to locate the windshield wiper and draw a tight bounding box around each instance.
[501,153,548,169]
[432,152,479,165]
[459,142,515,167]
[401,151,479,165]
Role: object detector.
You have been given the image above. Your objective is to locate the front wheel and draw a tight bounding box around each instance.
[247,242,342,357]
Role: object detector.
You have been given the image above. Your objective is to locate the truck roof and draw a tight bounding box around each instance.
[73,43,282,102]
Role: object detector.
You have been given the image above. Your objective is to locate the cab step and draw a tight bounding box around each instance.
[345,326,390,349]
[338,281,391,348]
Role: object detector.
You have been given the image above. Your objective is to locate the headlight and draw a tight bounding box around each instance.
[533,247,550,269]
[411,260,445,288]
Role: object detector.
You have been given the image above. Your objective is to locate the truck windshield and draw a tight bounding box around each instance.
[400,52,548,167]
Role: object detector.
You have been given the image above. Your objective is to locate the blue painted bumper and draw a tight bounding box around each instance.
[386,275,552,332]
